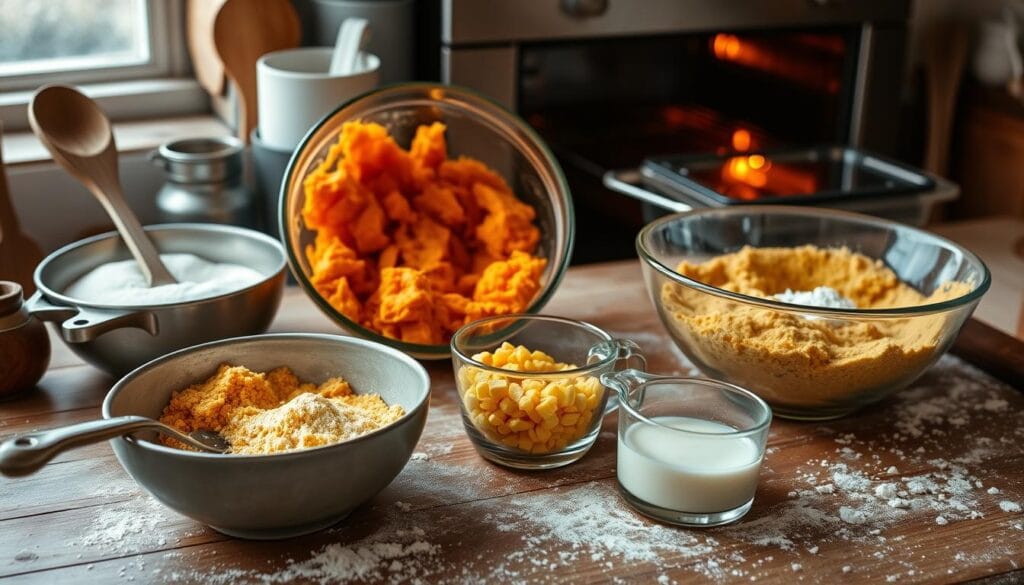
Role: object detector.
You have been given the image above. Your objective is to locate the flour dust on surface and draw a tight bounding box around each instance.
[70,355,1023,584]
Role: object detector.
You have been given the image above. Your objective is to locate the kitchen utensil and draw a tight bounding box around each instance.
[150,136,255,226]
[28,85,177,287]
[329,17,370,75]
[603,370,771,527]
[0,416,227,477]
[309,0,414,84]
[972,12,1023,88]
[637,206,990,420]
[28,224,286,375]
[186,0,229,96]
[256,47,379,152]
[213,0,302,144]
[0,281,49,398]
[923,21,969,177]
[280,83,576,360]
[0,122,44,295]
[451,314,644,470]
[101,333,430,539]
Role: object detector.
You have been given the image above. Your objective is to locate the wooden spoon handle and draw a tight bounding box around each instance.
[88,175,176,287]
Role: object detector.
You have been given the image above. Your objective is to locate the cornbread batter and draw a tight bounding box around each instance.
[159,364,404,454]
[662,246,972,408]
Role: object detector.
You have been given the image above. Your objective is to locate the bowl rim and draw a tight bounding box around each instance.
[614,374,773,439]
[100,332,432,460]
[636,205,992,317]
[450,313,620,377]
[277,82,576,356]
[34,223,287,310]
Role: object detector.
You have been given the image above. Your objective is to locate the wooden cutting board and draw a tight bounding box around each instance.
[0,123,43,295]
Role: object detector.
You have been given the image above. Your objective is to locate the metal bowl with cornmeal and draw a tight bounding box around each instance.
[637,206,990,420]
[102,334,430,539]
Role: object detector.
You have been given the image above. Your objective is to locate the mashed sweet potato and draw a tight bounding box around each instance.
[303,121,547,345]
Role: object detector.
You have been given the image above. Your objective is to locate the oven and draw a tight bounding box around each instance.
[438,0,935,263]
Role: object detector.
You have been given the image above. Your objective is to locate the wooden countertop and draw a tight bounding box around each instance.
[1,261,1023,584]
[931,217,1024,339]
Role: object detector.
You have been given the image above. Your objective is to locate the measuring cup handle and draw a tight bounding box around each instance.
[600,368,663,409]
[589,339,647,413]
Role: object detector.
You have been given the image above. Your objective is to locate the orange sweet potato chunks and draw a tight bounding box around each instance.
[302,120,548,344]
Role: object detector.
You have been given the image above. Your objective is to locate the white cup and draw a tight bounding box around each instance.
[257,47,379,151]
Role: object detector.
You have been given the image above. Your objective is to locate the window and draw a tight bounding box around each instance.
[0,0,186,91]
[0,0,206,134]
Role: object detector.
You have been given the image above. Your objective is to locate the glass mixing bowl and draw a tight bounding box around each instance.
[637,206,990,420]
[279,84,575,359]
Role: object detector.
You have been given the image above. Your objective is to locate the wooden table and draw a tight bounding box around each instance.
[2,261,1023,584]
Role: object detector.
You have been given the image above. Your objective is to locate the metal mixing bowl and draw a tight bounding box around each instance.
[637,206,990,420]
[280,83,575,359]
[30,224,286,375]
[102,333,430,539]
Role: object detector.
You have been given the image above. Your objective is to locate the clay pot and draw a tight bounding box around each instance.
[0,281,50,398]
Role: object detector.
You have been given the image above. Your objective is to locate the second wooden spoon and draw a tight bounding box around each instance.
[28,85,176,287]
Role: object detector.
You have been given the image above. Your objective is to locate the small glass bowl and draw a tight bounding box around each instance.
[451,314,644,469]
[279,83,575,359]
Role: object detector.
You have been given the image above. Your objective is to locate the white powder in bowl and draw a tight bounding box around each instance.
[774,286,857,309]
[64,253,264,306]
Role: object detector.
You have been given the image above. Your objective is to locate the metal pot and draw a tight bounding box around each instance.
[29,224,286,375]
[105,333,430,539]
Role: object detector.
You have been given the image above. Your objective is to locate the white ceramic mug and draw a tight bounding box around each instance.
[256,47,379,152]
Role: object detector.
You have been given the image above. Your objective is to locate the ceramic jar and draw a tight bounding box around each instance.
[0,281,49,397]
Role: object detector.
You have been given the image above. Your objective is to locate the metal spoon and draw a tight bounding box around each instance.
[0,416,228,477]
[28,85,177,287]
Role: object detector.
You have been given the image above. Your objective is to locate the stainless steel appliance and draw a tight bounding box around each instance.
[438,0,938,262]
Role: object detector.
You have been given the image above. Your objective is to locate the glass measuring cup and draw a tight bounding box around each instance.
[451,314,645,469]
[602,370,772,527]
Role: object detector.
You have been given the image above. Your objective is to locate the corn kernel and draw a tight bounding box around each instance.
[499,397,517,415]
[508,418,534,432]
[536,396,558,417]
[561,413,581,426]
[479,398,497,411]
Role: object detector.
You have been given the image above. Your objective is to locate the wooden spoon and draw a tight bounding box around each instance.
[28,85,177,287]
[0,122,44,295]
[213,0,301,144]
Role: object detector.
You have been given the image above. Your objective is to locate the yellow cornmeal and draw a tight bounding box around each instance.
[159,364,404,455]
[662,245,972,408]
[458,342,603,453]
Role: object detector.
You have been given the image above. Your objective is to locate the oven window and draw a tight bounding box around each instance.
[519,28,858,170]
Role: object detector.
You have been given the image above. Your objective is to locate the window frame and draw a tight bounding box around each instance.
[0,0,207,132]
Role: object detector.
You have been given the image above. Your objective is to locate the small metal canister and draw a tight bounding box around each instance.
[150,137,256,226]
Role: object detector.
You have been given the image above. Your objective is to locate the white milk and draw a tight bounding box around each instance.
[65,253,263,306]
[617,416,762,513]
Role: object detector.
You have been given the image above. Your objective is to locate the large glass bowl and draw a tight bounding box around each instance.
[279,84,575,359]
[637,206,990,420]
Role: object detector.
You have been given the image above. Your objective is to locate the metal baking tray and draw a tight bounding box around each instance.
[640,146,936,207]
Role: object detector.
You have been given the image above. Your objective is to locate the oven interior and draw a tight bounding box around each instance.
[517,28,863,262]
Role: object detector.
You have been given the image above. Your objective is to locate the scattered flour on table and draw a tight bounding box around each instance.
[149,356,1023,583]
